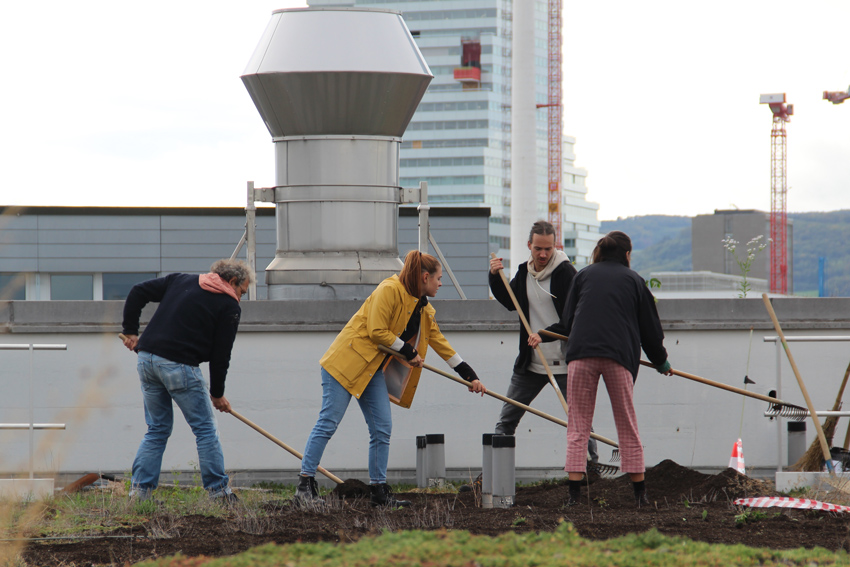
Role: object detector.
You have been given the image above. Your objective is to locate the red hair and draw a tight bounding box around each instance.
[398,250,441,297]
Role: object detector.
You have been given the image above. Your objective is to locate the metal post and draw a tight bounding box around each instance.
[775,340,783,473]
[418,181,429,254]
[29,345,34,479]
[246,181,258,300]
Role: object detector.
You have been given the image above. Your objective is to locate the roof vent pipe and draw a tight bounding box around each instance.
[241,8,433,299]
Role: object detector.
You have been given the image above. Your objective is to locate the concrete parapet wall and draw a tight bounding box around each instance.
[1,297,849,486]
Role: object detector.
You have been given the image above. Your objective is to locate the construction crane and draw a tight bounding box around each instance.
[759,93,793,295]
[824,86,850,104]
[536,0,563,249]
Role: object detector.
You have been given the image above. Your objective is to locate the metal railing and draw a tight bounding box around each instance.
[0,344,67,479]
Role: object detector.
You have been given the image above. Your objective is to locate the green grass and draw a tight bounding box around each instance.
[137,521,848,567]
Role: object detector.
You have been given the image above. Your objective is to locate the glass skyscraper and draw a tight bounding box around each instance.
[307,0,599,267]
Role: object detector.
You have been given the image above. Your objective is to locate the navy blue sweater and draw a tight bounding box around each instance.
[122,273,241,398]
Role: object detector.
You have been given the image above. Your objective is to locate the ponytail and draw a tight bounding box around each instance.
[591,231,632,267]
[399,250,441,297]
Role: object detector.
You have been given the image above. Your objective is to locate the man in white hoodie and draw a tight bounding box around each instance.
[489,221,597,461]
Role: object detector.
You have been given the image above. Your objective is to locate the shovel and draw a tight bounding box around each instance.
[230,410,343,484]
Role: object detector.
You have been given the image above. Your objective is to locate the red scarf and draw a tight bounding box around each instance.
[198,273,240,303]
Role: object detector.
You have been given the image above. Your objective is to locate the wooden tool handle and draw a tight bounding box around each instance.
[539,329,798,408]
[231,410,343,484]
[489,253,571,417]
[762,293,834,474]
[377,345,618,448]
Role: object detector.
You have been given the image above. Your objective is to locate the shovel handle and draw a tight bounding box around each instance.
[231,410,343,484]
[538,329,799,408]
[376,345,618,448]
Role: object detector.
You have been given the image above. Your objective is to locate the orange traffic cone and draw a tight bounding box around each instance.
[728,438,746,475]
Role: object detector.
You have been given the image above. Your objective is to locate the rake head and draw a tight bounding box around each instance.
[765,390,808,421]
[588,461,622,479]
[610,448,621,462]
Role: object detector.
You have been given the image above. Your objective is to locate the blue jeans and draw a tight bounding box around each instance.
[301,367,392,484]
[131,351,231,497]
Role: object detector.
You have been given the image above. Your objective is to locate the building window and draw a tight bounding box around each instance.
[564,239,576,248]
[103,273,157,301]
[0,274,26,300]
[51,275,93,300]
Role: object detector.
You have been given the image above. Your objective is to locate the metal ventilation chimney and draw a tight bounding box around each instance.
[242,8,433,299]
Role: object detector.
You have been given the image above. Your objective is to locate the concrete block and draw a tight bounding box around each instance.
[775,471,850,494]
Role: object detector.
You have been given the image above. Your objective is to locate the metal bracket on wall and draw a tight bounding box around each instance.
[416,181,467,300]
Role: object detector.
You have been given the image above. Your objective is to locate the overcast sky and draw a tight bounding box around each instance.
[2,1,848,221]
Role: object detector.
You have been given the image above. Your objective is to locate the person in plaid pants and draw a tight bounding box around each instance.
[534,231,673,507]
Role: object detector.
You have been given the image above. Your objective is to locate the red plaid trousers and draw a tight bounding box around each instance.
[565,357,644,474]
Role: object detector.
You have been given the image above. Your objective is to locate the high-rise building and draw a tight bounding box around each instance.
[306,0,599,269]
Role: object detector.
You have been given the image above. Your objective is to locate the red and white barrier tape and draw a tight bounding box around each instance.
[734,496,850,513]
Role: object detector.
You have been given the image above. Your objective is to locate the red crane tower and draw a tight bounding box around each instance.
[823,86,850,104]
[536,0,563,249]
[759,93,793,295]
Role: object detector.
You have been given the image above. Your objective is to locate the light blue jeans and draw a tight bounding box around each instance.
[301,367,392,484]
[131,351,231,497]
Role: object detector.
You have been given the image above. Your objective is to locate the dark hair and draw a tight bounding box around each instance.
[399,250,441,297]
[591,231,632,267]
[528,220,555,243]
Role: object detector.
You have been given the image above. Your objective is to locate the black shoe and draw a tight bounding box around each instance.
[458,473,482,493]
[370,483,411,508]
[294,475,321,505]
[566,491,581,506]
[567,479,582,507]
[636,491,650,507]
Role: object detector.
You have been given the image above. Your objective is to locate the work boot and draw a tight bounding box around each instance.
[370,483,411,508]
[294,475,321,506]
[567,479,582,507]
[634,480,650,507]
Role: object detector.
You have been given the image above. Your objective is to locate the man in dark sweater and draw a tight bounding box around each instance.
[120,259,253,502]
[488,221,597,462]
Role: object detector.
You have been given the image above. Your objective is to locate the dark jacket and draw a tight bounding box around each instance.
[122,273,242,398]
[489,260,577,372]
[545,260,667,380]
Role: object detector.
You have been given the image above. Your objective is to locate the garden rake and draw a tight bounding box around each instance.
[538,329,808,417]
[377,345,622,477]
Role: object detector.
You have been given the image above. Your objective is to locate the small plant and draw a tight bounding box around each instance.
[511,516,527,526]
[734,509,767,525]
[721,235,769,298]
[701,509,709,521]
[593,497,608,508]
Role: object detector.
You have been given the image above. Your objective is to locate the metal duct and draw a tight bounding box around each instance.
[242,8,432,299]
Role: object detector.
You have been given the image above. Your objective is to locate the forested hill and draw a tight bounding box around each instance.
[600,211,850,297]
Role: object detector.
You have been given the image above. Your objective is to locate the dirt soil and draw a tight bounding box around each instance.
[23,460,850,566]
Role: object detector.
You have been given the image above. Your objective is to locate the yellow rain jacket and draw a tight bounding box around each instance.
[320,275,458,399]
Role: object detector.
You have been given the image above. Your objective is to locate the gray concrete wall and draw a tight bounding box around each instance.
[2,297,850,487]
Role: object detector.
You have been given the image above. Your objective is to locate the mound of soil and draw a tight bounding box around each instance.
[23,461,850,566]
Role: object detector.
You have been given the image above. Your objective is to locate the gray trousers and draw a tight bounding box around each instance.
[494,369,599,463]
